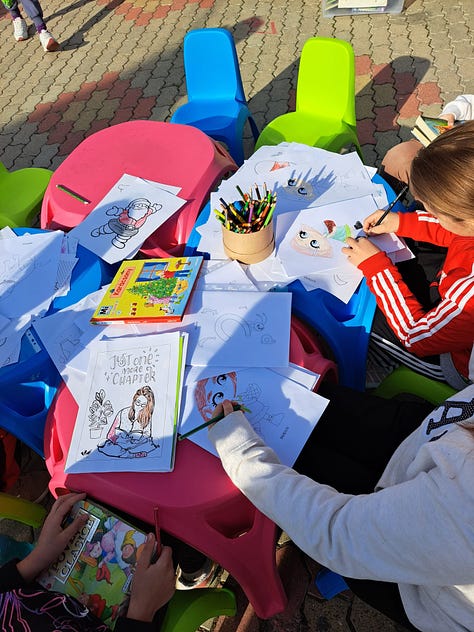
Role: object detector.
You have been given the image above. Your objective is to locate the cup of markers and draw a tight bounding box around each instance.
[214,185,276,264]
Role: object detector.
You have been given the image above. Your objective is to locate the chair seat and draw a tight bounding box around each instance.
[0,167,52,228]
[256,111,359,154]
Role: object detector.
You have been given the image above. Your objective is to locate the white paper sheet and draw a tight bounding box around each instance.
[68,174,186,264]
[151,290,292,368]
[179,367,329,466]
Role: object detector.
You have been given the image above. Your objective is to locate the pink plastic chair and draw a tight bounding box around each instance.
[44,317,336,619]
[41,121,237,258]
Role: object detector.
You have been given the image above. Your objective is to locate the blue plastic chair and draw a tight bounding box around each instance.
[170,28,259,165]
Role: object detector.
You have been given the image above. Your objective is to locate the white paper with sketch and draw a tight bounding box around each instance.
[277,195,379,277]
[33,288,130,402]
[68,174,186,264]
[179,366,329,466]
[0,231,66,367]
[195,259,258,292]
[149,289,292,368]
[65,330,188,474]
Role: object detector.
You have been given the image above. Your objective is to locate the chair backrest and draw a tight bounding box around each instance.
[295,37,356,127]
[183,28,247,104]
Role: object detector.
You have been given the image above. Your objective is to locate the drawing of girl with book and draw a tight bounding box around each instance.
[98,386,160,459]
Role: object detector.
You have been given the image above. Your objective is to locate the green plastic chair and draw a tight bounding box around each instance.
[255,37,362,158]
[161,586,237,632]
[0,491,47,527]
[374,365,457,405]
[0,162,53,228]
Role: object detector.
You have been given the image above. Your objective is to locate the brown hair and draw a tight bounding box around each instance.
[409,119,474,221]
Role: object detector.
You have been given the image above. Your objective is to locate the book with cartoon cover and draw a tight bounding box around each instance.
[37,498,148,630]
[91,255,203,324]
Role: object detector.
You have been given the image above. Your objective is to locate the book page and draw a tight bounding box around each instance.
[65,331,187,473]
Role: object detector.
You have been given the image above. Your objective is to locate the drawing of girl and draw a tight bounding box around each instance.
[98,386,160,459]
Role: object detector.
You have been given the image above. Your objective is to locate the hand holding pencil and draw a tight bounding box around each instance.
[362,206,401,236]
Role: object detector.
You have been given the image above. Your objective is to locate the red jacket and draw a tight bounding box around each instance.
[359,210,474,383]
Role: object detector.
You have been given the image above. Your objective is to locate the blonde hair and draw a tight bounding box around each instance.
[410,119,474,222]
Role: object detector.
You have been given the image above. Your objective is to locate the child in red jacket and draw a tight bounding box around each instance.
[343,121,474,389]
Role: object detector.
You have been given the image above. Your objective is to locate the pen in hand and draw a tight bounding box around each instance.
[374,185,409,227]
[178,403,250,441]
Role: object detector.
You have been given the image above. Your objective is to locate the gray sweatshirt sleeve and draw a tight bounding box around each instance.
[209,411,473,586]
[440,94,474,121]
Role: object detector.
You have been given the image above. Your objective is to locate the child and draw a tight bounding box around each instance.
[342,121,474,388]
[209,391,474,632]
[0,492,176,630]
[380,94,473,190]
[2,0,59,52]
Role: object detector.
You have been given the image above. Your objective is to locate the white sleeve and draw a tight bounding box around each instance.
[440,95,474,121]
[209,412,473,586]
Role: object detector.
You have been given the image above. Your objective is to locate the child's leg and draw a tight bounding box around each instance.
[16,0,46,32]
[3,0,29,41]
[294,383,432,494]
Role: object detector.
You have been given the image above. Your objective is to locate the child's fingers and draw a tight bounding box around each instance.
[137,533,156,570]
[62,512,89,540]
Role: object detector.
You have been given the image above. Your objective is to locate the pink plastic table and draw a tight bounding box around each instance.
[44,316,336,618]
[41,121,237,258]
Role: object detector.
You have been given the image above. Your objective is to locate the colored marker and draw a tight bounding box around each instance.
[56,184,91,204]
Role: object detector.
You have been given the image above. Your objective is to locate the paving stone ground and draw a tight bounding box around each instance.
[1,0,473,630]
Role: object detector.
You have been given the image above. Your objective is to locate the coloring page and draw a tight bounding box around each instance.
[153,290,292,368]
[65,331,187,473]
[277,195,378,278]
[180,367,329,466]
[68,174,186,264]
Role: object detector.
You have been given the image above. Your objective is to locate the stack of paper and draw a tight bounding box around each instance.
[64,330,188,474]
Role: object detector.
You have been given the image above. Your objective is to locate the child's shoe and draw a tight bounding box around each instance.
[39,29,60,52]
[13,17,28,42]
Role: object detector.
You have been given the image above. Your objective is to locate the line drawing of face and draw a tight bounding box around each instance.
[194,372,238,420]
[291,225,333,258]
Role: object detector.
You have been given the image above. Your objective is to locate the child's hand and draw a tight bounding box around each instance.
[17,492,88,582]
[208,400,240,429]
[439,112,456,126]
[342,236,381,267]
[127,535,175,622]
[363,210,400,235]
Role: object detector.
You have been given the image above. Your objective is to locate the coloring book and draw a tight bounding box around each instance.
[180,366,329,466]
[37,498,148,629]
[91,256,203,324]
[65,331,187,474]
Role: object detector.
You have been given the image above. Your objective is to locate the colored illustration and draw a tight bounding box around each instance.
[291,220,352,257]
[91,198,162,249]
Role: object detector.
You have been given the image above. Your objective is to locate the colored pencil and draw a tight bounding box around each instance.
[374,185,409,226]
[178,403,250,441]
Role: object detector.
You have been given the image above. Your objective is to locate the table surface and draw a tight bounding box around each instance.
[40,120,236,257]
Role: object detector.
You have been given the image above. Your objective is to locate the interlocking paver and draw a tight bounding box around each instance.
[1,0,472,629]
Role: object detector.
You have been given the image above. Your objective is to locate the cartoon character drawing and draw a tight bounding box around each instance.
[97,385,160,458]
[119,529,146,577]
[88,389,113,440]
[291,220,352,258]
[194,372,284,441]
[91,198,162,249]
